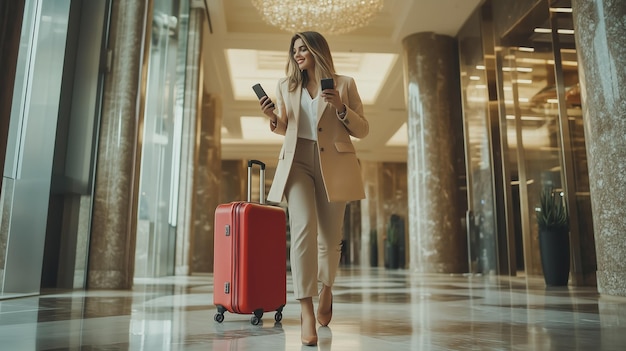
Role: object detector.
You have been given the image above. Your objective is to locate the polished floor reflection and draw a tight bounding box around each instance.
[1,267,625,350]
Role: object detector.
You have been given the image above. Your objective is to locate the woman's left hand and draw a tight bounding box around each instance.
[321,88,344,112]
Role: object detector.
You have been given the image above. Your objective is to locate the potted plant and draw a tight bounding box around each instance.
[385,215,401,269]
[369,229,378,267]
[536,188,570,286]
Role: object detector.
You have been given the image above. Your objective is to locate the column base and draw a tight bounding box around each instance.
[597,270,626,297]
[87,270,128,289]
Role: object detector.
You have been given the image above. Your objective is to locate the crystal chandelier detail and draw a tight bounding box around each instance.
[250,0,384,35]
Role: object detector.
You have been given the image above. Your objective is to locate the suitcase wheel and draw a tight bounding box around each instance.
[214,305,226,323]
[274,305,284,323]
[250,309,264,325]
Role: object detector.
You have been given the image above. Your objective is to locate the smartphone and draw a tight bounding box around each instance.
[252,83,274,109]
[321,78,334,91]
[252,83,268,99]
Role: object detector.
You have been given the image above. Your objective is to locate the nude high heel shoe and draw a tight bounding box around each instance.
[301,298,318,346]
[317,285,333,327]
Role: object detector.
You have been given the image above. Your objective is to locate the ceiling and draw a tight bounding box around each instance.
[199,0,484,164]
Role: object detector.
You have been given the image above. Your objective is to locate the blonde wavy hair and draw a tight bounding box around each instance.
[286,31,336,92]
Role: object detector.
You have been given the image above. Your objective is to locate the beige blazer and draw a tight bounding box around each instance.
[266,75,368,203]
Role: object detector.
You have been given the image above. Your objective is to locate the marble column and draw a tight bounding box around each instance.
[572,0,626,297]
[175,6,203,276]
[88,0,147,289]
[220,160,246,203]
[402,32,467,273]
[360,161,383,267]
[381,162,409,268]
[190,94,222,273]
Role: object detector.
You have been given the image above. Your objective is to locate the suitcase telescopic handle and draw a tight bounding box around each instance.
[247,160,266,204]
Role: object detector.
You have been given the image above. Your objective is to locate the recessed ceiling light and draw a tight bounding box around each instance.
[222,116,284,144]
[549,7,572,13]
[386,123,407,146]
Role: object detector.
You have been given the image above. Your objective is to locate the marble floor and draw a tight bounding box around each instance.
[1,267,625,350]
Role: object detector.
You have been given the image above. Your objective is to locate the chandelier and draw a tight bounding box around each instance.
[250,0,384,35]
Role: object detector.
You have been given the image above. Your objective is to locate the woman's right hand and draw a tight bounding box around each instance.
[260,96,276,120]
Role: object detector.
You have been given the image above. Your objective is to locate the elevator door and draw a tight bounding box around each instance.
[41,0,109,290]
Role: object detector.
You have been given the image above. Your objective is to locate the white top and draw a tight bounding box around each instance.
[297,88,318,141]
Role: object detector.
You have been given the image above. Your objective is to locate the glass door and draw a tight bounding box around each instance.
[458,9,498,275]
[501,43,565,275]
[498,0,593,281]
[135,0,189,277]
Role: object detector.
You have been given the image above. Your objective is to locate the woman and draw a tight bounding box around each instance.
[258,31,368,346]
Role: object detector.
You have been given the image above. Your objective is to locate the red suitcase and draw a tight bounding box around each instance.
[213,160,287,325]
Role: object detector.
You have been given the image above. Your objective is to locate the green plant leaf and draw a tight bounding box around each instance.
[536,188,569,230]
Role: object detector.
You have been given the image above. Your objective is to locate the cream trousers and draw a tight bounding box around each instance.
[285,138,346,299]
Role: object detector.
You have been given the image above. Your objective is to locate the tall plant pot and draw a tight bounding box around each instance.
[370,230,378,267]
[539,228,570,286]
[385,241,399,269]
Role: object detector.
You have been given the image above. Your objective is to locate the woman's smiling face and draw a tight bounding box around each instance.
[293,38,314,72]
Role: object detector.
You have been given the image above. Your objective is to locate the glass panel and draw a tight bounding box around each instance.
[458,11,498,274]
[504,44,565,275]
[135,0,189,277]
[497,0,593,277]
[488,0,595,283]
